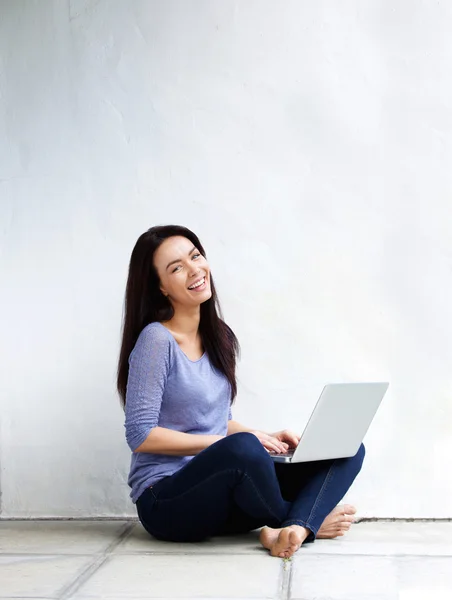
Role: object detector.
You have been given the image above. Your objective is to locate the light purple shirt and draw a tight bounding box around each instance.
[124,322,233,503]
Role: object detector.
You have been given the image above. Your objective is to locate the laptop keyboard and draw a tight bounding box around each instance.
[268,450,295,458]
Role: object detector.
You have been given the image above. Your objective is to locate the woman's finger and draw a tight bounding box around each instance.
[263,439,288,454]
[270,441,287,453]
[273,438,289,452]
[283,431,300,447]
[262,440,282,453]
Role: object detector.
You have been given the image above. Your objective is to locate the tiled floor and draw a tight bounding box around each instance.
[0,520,451,599]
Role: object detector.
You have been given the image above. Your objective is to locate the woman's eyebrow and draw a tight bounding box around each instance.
[166,246,196,270]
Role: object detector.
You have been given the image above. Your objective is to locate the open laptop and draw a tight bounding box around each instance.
[269,382,389,463]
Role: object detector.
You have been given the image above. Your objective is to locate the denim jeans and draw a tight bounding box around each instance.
[136,432,365,543]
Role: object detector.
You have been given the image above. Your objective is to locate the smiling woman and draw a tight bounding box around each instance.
[116,225,365,558]
[117,225,239,402]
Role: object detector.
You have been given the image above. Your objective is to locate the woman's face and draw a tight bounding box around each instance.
[153,236,212,307]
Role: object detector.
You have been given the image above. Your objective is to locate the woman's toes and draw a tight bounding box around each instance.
[335,514,354,526]
[270,527,304,558]
[342,504,357,515]
[317,506,358,539]
[289,530,301,550]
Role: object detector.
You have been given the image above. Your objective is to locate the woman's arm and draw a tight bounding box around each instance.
[227,419,254,435]
[228,419,300,450]
[134,426,223,455]
[227,420,289,453]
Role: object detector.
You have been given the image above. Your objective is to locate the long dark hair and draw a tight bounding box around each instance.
[117,225,240,408]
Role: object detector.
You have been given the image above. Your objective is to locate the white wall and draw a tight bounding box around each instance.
[1,0,451,518]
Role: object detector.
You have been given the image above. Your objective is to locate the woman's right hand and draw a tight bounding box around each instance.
[250,430,289,454]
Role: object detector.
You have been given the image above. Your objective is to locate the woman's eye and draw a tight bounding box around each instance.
[172,254,200,273]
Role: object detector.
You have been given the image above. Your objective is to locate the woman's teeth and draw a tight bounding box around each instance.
[188,277,205,290]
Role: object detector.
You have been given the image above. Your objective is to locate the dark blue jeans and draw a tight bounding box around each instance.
[136,432,365,543]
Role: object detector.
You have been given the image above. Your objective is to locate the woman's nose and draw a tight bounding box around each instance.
[189,265,201,277]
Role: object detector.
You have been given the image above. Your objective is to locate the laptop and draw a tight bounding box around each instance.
[269,382,389,463]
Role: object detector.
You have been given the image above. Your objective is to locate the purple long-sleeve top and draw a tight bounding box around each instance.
[124,322,233,503]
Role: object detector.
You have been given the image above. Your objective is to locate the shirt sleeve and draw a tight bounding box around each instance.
[124,324,172,452]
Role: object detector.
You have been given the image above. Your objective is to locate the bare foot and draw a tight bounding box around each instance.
[316,504,357,539]
[259,525,309,558]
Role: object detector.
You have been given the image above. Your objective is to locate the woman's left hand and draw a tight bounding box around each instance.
[270,429,300,449]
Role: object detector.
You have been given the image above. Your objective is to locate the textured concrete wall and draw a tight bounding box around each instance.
[1,0,451,517]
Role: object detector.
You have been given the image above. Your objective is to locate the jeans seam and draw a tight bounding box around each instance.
[282,518,316,535]
[282,519,309,528]
[242,472,284,523]
[304,460,335,526]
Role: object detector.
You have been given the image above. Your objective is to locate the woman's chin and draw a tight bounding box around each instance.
[183,289,212,306]
[200,289,212,303]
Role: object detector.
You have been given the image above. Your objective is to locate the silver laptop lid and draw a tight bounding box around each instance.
[289,382,389,463]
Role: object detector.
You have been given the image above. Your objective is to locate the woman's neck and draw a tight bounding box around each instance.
[163,305,201,338]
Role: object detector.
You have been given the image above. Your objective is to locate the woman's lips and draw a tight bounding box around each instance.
[188,276,207,292]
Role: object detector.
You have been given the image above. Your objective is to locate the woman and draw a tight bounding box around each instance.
[117,225,365,559]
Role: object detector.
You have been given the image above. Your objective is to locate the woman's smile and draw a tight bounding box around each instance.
[188,276,207,291]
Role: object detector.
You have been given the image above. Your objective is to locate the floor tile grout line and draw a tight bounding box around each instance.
[1,553,451,560]
[356,517,452,523]
[104,522,135,554]
[287,558,294,600]
[1,550,452,558]
[292,552,452,558]
[55,522,134,600]
[279,558,293,600]
[0,550,267,557]
[57,553,110,600]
